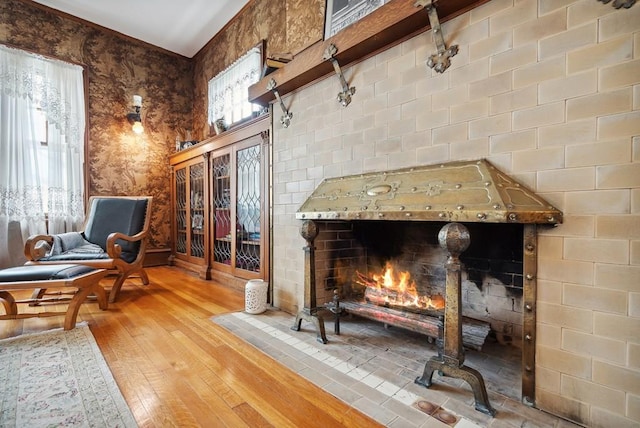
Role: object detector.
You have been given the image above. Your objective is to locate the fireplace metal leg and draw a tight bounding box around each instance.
[292,220,328,344]
[291,309,327,344]
[414,358,437,387]
[415,223,495,417]
[416,356,496,416]
[326,288,342,335]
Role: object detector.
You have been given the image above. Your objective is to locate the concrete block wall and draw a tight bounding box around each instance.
[271,0,639,425]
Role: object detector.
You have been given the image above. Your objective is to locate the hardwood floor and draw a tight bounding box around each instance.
[0,266,381,427]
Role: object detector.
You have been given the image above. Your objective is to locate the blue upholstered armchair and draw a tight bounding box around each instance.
[23,196,153,302]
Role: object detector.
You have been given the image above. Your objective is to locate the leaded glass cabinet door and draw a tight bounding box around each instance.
[170,153,210,279]
[189,161,206,259]
[210,127,268,281]
[174,166,187,256]
[235,142,261,274]
[212,150,232,269]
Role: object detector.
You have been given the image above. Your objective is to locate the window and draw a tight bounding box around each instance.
[207,45,262,128]
[0,44,86,241]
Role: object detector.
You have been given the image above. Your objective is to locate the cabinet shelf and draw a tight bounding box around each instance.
[240,240,260,246]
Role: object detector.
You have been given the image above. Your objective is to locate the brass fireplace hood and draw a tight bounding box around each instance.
[296,159,562,225]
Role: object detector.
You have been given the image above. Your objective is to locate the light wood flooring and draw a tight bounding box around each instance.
[0,266,381,427]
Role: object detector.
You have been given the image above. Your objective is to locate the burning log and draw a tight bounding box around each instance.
[356,268,445,314]
[339,300,490,351]
[355,270,376,288]
[347,263,490,350]
[363,286,444,315]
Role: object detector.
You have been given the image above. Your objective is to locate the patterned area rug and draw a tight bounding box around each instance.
[0,323,137,428]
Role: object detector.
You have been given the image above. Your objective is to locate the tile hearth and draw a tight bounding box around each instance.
[212,309,580,428]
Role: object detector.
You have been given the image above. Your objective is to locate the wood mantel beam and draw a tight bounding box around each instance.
[248,0,489,106]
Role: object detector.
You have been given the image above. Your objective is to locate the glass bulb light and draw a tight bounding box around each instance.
[132,121,144,134]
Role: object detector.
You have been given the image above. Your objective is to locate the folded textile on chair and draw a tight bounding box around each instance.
[50,232,103,256]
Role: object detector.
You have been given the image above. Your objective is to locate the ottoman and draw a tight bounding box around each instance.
[0,264,108,330]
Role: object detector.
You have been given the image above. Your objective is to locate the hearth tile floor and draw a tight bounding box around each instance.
[212,309,581,428]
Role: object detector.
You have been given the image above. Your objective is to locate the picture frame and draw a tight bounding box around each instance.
[191,191,203,209]
[324,0,389,40]
[191,214,204,230]
[179,140,198,151]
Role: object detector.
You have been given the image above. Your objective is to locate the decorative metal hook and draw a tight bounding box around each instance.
[323,44,356,107]
[597,0,636,8]
[415,0,458,73]
[267,78,293,128]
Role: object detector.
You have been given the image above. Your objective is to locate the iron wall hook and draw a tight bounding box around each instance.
[267,78,293,128]
[597,0,635,8]
[323,44,356,107]
[415,0,458,73]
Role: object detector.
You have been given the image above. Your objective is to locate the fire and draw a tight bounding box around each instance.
[355,262,444,311]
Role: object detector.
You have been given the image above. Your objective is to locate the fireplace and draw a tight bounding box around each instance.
[291,159,562,412]
[316,220,525,350]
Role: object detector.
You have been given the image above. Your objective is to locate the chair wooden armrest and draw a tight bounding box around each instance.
[24,234,54,261]
[105,230,147,259]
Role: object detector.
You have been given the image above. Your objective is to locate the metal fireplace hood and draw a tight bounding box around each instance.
[296,159,562,225]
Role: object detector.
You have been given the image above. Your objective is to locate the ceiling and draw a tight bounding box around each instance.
[31,0,251,57]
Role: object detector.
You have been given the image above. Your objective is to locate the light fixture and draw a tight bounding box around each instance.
[126,95,144,134]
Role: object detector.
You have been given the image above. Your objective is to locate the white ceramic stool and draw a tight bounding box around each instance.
[245,279,268,314]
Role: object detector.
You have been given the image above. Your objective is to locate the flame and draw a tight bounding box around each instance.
[356,262,444,310]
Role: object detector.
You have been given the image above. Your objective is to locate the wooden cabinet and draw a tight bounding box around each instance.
[170,116,270,284]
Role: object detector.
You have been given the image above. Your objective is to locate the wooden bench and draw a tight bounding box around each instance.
[0,264,108,330]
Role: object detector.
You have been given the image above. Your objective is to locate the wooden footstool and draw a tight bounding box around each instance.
[0,264,108,330]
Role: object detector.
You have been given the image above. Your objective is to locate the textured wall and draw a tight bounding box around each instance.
[192,0,324,139]
[1,0,324,251]
[271,1,640,426]
[286,0,325,54]
[1,0,194,249]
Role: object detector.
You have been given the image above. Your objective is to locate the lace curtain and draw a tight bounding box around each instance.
[0,44,85,267]
[207,46,261,127]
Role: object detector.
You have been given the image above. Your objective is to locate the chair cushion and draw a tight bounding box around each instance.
[83,198,148,255]
[0,264,97,282]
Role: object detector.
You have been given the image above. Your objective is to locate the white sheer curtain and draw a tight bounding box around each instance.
[208,46,261,127]
[0,44,85,267]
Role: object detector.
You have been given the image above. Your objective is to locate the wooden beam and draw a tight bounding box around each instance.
[248,0,489,106]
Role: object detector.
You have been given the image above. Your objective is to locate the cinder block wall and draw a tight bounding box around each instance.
[271,1,639,426]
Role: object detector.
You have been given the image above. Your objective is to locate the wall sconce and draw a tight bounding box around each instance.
[126,95,144,134]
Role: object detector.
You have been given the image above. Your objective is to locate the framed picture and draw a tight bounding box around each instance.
[179,140,198,151]
[324,0,389,39]
[191,191,203,209]
[191,214,204,230]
